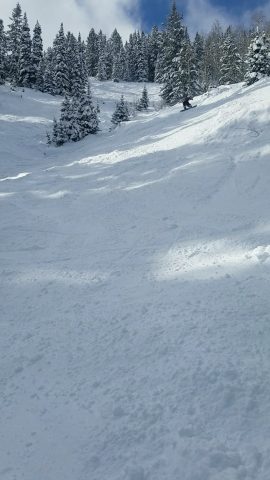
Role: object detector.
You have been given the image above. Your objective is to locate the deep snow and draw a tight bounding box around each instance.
[1,78,270,480]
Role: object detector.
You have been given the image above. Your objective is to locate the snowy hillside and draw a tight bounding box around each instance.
[1,78,270,480]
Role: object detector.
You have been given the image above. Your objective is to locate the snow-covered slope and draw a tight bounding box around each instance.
[1,78,270,480]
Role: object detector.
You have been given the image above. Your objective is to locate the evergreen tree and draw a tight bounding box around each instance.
[77,33,87,86]
[43,47,55,94]
[97,30,108,80]
[171,30,199,102]
[32,21,43,86]
[245,31,270,85]
[97,49,108,80]
[0,19,6,85]
[193,32,205,92]
[7,2,23,85]
[148,25,161,82]
[18,13,32,87]
[203,21,224,87]
[53,23,68,95]
[137,32,149,82]
[86,28,98,76]
[112,47,126,82]
[35,54,45,91]
[126,33,138,81]
[220,27,243,84]
[137,85,149,110]
[160,2,186,104]
[111,95,129,125]
[66,32,85,96]
[77,83,99,137]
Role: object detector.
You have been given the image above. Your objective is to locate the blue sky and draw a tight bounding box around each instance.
[139,0,269,31]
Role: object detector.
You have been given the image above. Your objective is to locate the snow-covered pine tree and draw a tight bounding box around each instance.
[7,2,23,85]
[97,50,107,81]
[136,32,149,82]
[137,85,149,110]
[77,33,87,87]
[97,31,108,80]
[18,13,32,87]
[203,21,224,88]
[160,1,185,104]
[126,33,138,82]
[111,29,124,81]
[0,19,6,85]
[110,28,123,59]
[220,27,243,85]
[123,41,131,81]
[245,30,270,85]
[111,95,129,125]
[51,118,59,145]
[59,95,71,140]
[171,28,200,102]
[43,47,55,94]
[147,25,161,82]
[86,28,98,76]
[69,97,81,142]
[32,21,43,87]
[193,32,205,92]
[53,23,69,95]
[35,54,45,91]
[77,83,99,137]
[66,32,85,97]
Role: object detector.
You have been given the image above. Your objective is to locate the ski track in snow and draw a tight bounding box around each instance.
[1,79,270,480]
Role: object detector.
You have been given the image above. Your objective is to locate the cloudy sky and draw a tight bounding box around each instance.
[0,0,269,45]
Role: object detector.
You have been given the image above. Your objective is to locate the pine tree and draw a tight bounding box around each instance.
[137,32,149,82]
[77,33,87,86]
[32,21,43,86]
[77,83,99,137]
[43,48,55,94]
[97,30,108,80]
[193,32,205,92]
[97,50,107,80]
[203,21,224,88]
[53,23,68,95]
[137,85,149,110]
[112,45,126,82]
[111,95,129,125]
[18,13,32,87]
[160,2,186,104]
[86,28,98,76]
[69,97,81,141]
[35,54,45,91]
[0,19,6,85]
[148,25,161,82]
[220,27,243,84]
[66,32,85,96]
[245,31,270,85]
[126,33,138,81]
[7,3,23,85]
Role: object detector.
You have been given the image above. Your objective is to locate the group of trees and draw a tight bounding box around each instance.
[0,1,270,146]
[111,86,149,128]
[1,2,270,96]
[49,83,99,146]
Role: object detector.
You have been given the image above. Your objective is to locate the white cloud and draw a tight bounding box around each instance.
[0,0,141,47]
[179,0,270,35]
[178,0,236,35]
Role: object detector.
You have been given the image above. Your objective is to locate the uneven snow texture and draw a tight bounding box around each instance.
[1,79,270,480]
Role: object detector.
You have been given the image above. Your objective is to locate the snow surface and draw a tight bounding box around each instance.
[1,78,270,480]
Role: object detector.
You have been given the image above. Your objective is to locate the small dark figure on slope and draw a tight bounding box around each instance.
[182,96,193,110]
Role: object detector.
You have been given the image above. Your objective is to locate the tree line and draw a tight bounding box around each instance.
[1,2,270,98]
